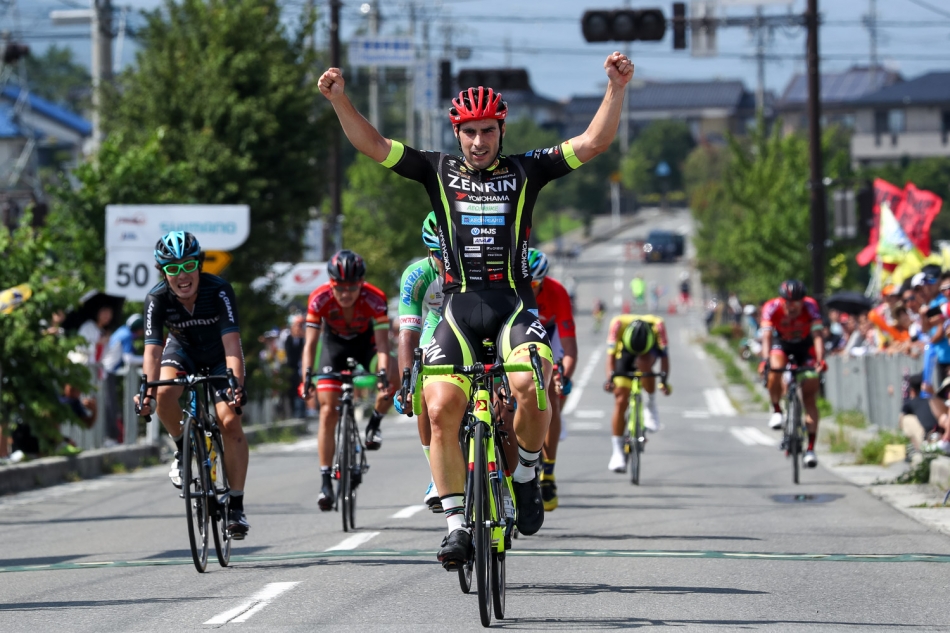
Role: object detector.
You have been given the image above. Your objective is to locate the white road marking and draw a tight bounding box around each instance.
[692,423,725,431]
[613,295,623,307]
[573,409,605,419]
[562,349,603,416]
[614,267,624,275]
[205,582,300,625]
[683,411,712,419]
[569,421,603,431]
[742,426,780,447]
[695,347,707,360]
[614,279,623,291]
[325,531,380,551]
[730,427,757,446]
[704,388,737,417]
[391,505,427,519]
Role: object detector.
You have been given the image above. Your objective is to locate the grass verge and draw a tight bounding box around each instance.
[703,340,767,408]
[855,430,906,465]
[248,425,303,447]
[826,424,852,453]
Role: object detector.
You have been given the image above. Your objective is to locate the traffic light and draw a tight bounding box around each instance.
[672,3,687,50]
[439,59,452,100]
[2,42,29,64]
[456,68,530,92]
[581,9,667,43]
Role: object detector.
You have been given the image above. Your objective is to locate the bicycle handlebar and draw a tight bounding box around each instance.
[406,344,548,416]
[136,368,244,421]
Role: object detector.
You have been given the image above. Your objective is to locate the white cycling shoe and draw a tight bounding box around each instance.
[169,452,182,489]
[644,399,660,432]
[608,452,627,473]
[768,411,784,430]
[803,450,818,468]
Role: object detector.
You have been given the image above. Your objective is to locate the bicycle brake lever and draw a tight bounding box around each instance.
[226,368,244,416]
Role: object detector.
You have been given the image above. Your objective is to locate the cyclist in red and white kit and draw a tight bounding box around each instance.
[760,280,825,467]
[528,249,577,512]
[300,250,395,510]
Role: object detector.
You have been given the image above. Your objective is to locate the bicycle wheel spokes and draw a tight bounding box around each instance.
[788,395,802,485]
[630,397,642,486]
[347,419,359,530]
[182,418,209,573]
[473,422,492,627]
[209,431,231,567]
[339,404,353,533]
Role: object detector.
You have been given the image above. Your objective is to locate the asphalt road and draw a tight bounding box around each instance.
[3,208,950,632]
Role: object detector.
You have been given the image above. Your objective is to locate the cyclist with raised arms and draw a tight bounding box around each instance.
[318,51,634,567]
[396,212,446,512]
[135,231,250,539]
[603,315,670,472]
[760,279,825,467]
[527,248,577,512]
[300,249,394,511]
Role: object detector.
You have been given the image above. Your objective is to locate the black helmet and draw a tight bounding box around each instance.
[622,320,655,356]
[327,249,366,283]
[779,279,807,301]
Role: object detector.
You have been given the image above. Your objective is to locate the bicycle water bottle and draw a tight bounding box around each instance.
[206,433,217,483]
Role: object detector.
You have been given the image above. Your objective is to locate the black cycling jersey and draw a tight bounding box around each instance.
[143,273,240,360]
[381,140,583,294]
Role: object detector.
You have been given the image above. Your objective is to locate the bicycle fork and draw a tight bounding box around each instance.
[470,387,514,554]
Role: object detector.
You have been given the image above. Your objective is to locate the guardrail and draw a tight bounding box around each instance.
[61,362,282,450]
[824,354,923,430]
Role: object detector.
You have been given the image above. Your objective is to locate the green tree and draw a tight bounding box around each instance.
[691,123,850,302]
[25,45,90,113]
[0,209,98,454]
[620,120,695,194]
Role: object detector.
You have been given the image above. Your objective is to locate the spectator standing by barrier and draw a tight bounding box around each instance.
[283,315,306,419]
[101,315,145,445]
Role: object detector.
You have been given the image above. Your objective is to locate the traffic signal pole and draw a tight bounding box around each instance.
[806,0,827,304]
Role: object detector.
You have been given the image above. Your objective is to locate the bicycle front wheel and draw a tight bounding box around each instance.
[473,422,492,627]
[209,430,231,567]
[339,403,353,532]
[630,397,642,486]
[182,416,210,573]
[788,395,802,485]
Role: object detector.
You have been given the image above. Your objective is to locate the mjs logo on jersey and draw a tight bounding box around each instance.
[461,215,505,226]
[471,228,497,236]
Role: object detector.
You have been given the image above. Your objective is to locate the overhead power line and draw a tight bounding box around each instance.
[905,0,950,21]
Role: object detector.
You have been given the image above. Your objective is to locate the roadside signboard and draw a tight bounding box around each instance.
[348,37,414,67]
[105,205,250,298]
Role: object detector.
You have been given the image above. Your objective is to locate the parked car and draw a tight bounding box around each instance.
[642,230,685,263]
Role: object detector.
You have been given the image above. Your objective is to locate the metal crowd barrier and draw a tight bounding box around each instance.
[824,354,924,430]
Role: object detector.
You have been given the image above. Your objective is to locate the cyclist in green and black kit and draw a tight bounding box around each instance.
[396,212,445,512]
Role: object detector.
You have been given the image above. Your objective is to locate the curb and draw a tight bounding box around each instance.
[0,419,312,497]
[931,455,950,491]
[0,444,161,496]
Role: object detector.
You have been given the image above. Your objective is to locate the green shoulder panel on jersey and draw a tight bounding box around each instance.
[398,257,439,332]
[560,140,583,170]
[380,140,406,168]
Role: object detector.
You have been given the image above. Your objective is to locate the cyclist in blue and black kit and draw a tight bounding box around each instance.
[319,51,634,567]
[134,231,250,538]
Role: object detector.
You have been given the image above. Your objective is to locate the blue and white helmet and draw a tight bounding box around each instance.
[527,248,549,283]
[154,231,201,265]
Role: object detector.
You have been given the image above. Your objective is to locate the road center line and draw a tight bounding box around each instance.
[325,532,380,551]
[391,505,427,519]
[205,582,300,625]
[562,349,603,416]
[704,388,737,417]
[730,427,758,446]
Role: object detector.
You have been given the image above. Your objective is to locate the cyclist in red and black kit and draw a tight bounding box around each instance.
[300,250,395,510]
[760,280,826,467]
[528,248,577,512]
[318,51,634,566]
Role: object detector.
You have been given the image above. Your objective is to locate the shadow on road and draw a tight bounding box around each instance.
[0,597,218,612]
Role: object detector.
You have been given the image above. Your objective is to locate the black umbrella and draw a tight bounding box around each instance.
[826,291,874,316]
[63,290,126,333]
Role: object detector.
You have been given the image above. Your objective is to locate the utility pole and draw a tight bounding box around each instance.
[754,5,766,116]
[406,1,415,147]
[619,0,632,154]
[806,0,827,304]
[326,0,342,255]
[368,0,380,133]
[865,0,878,85]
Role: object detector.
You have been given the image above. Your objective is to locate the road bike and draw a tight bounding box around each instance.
[317,359,381,532]
[612,371,665,485]
[137,369,242,573]
[404,343,547,628]
[775,364,815,485]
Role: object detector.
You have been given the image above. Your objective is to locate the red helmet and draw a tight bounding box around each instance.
[449,86,508,124]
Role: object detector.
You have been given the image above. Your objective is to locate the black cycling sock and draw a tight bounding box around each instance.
[172,434,184,454]
[368,410,383,429]
[229,491,244,511]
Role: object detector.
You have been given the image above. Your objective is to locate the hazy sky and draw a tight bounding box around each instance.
[15,0,950,101]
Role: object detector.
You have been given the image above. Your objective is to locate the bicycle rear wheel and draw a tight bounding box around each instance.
[209,430,231,567]
[339,403,353,532]
[347,417,359,530]
[788,396,802,485]
[473,422,492,627]
[182,416,210,573]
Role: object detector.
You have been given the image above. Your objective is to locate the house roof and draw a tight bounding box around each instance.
[778,66,901,109]
[0,104,27,138]
[853,71,950,107]
[0,86,92,136]
[563,79,750,118]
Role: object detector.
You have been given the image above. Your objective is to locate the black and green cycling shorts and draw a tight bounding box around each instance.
[421,287,553,392]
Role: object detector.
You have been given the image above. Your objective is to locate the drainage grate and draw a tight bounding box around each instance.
[771,493,843,504]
